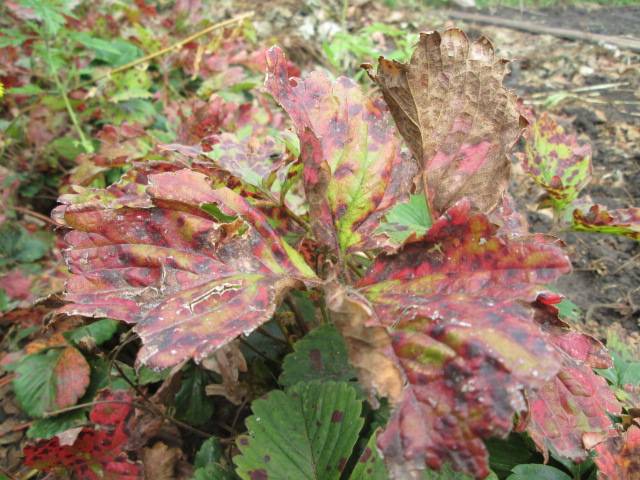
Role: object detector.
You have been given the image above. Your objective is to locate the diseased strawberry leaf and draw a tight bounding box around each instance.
[279,324,357,388]
[54,168,318,368]
[349,430,388,480]
[24,390,142,479]
[234,381,364,480]
[594,425,640,480]
[524,317,620,462]
[353,200,571,478]
[521,112,592,213]
[265,46,416,254]
[572,205,640,240]
[13,346,91,417]
[368,29,523,216]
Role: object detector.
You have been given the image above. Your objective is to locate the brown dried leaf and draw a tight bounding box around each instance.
[369,29,525,216]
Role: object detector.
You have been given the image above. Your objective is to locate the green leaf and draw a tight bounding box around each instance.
[556,297,581,323]
[64,319,119,347]
[13,347,91,418]
[110,69,152,102]
[377,194,432,244]
[174,364,213,426]
[7,85,45,96]
[506,464,572,480]
[49,137,84,160]
[349,430,387,480]
[235,381,364,480]
[279,324,357,388]
[0,223,52,266]
[192,438,236,479]
[71,33,142,67]
[27,409,87,439]
[486,434,537,478]
[0,29,31,47]
[137,365,170,385]
[16,0,76,35]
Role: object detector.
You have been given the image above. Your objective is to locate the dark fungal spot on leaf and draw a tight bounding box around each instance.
[309,348,323,371]
[249,469,268,480]
[239,437,249,446]
[331,410,344,422]
[360,447,372,463]
[338,457,347,471]
[263,455,271,463]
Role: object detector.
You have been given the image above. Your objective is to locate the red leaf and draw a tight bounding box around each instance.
[265,46,416,254]
[90,389,134,425]
[353,200,571,477]
[594,426,640,480]
[523,316,621,461]
[54,169,317,368]
[24,390,141,479]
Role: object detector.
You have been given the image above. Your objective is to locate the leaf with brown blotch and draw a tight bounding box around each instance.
[594,426,640,480]
[265,46,416,254]
[368,29,524,217]
[54,168,318,368]
[521,112,592,213]
[573,205,640,240]
[337,200,571,478]
[325,280,404,406]
[523,317,621,462]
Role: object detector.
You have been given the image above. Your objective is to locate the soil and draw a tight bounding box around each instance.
[478,4,640,38]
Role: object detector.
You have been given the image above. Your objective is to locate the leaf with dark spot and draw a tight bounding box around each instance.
[234,381,363,480]
[349,200,571,478]
[265,46,416,254]
[279,324,356,388]
[54,168,318,368]
[349,430,388,480]
[521,112,592,213]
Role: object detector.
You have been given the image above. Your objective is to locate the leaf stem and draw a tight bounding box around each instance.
[44,39,93,154]
[285,294,309,335]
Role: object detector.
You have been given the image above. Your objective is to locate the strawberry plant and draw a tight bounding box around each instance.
[2,2,639,478]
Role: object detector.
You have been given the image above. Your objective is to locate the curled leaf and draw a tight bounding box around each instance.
[369,29,524,216]
[573,205,640,240]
